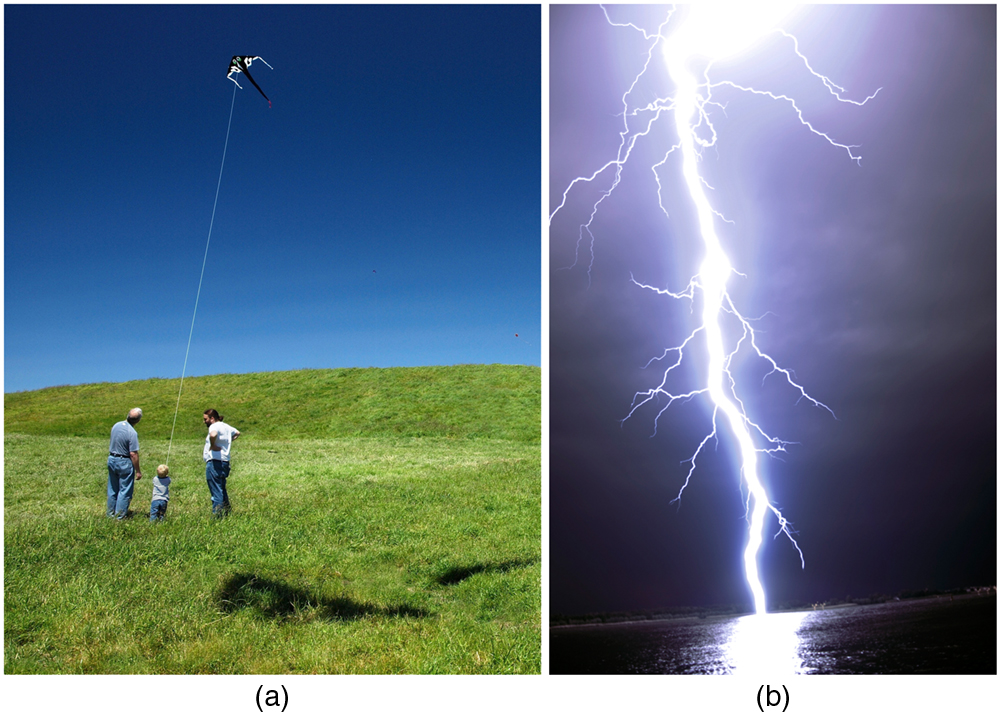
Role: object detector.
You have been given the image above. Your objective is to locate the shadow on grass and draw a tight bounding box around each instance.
[435,558,538,586]
[216,573,428,621]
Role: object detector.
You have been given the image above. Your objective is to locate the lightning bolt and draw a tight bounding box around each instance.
[552,5,879,615]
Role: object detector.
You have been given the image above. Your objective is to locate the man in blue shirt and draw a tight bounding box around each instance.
[107,408,142,519]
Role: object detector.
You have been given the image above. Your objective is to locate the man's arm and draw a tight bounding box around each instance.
[209,429,221,452]
[130,451,142,481]
[232,429,241,441]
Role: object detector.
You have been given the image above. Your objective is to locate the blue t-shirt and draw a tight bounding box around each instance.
[152,475,171,502]
[109,420,139,456]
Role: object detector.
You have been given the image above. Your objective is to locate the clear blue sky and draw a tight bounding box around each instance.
[4,4,540,392]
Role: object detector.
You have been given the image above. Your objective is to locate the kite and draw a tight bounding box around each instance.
[227,56,273,107]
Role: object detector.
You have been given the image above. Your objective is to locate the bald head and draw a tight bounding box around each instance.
[127,408,142,425]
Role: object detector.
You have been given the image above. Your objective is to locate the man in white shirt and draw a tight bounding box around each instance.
[203,408,240,517]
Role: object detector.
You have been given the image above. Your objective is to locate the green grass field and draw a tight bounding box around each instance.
[4,365,540,674]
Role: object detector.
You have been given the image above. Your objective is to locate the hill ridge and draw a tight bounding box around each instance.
[4,364,540,442]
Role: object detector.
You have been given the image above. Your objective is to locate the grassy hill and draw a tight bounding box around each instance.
[4,364,540,442]
[4,365,540,674]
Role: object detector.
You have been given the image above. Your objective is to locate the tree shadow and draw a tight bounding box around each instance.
[215,572,428,621]
[435,558,538,586]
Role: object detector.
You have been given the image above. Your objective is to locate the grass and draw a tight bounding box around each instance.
[3,365,540,442]
[4,365,540,674]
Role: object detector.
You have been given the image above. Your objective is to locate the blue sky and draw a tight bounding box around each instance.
[4,4,540,392]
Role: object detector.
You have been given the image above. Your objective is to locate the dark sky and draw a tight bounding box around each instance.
[550,5,996,615]
[4,4,540,392]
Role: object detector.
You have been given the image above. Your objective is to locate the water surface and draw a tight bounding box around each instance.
[550,595,996,674]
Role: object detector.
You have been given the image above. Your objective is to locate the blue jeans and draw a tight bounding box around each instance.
[150,499,168,522]
[206,460,231,516]
[107,456,135,519]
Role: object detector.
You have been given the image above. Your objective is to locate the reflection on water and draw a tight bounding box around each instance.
[723,611,810,675]
[549,595,997,674]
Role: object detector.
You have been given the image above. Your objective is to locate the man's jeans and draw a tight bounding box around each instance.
[206,460,231,516]
[107,456,135,519]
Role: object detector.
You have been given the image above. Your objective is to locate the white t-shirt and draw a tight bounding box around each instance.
[204,421,239,462]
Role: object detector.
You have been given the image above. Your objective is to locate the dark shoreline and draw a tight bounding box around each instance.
[550,589,997,629]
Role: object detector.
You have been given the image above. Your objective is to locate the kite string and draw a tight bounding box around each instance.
[166,83,237,466]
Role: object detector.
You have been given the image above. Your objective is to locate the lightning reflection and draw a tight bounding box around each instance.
[724,610,810,675]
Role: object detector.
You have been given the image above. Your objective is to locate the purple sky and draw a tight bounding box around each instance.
[550,5,995,614]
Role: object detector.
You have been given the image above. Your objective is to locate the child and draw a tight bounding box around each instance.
[150,464,171,521]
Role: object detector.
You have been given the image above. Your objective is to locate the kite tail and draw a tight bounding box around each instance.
[242,66,271,106]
